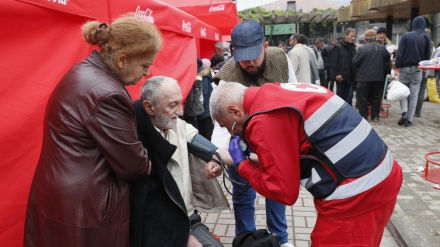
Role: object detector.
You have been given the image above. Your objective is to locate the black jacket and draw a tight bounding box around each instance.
[322,43,335,71]
[130,100,190,247]
[329,40,357,81]
[130,100,228,247]
[352,41,391,82]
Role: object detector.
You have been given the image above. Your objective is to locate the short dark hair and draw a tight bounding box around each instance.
[291,34,301,43]
[210,53,225,68]
[298,34,307,44]
[315,38,324,43]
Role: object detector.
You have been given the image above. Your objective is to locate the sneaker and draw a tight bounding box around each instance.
[397,113,407,126]
[405,120,413,127]
[414,113,421,117]
[372,117,379,122]
[281,243,295,247]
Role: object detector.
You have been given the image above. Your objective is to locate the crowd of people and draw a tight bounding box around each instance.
[24,12,438,247]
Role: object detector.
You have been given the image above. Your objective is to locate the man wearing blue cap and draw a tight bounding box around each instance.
[212,20,296,247]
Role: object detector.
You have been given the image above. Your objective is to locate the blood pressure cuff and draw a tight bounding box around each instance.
[187,134,218,162]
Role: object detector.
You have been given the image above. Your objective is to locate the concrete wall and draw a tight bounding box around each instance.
[433,13,440,47]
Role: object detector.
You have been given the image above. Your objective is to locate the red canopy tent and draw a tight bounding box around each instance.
[0,1,221,246]
[162,0,240,35]
[162,0,240,58]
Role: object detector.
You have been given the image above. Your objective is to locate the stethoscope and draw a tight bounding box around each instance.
[215,121,251,196]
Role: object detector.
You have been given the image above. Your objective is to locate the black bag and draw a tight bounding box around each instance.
[232,229,280,247]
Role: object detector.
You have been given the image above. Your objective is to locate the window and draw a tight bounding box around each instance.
[287,1,296,11]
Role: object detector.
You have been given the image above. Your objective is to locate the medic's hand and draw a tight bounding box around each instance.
[228,136,247,167]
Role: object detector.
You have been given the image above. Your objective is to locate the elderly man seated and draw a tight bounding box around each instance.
[130,76,228,247]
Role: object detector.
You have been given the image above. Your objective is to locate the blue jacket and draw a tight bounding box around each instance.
[395,16,432,68]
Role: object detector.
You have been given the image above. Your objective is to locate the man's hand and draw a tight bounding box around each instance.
[393,69,399,79]
[204,161,222,179]
[335,75,343,82]
[228,136,247,167]
[187,235,202,247]
[147,160,152,175]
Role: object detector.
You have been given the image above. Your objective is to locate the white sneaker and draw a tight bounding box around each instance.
[280,242,295,247]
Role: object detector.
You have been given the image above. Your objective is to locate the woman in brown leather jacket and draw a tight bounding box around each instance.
[24,14,162,247]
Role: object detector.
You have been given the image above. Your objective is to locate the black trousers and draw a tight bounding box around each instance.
[356,81,384,119]
[197,116,214,141]
[318,69,326,87]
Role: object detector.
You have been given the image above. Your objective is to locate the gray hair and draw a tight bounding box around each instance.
[344,28,356,36]
[215,42,224,49]
[209,82,247,120]
[140,76,178,106]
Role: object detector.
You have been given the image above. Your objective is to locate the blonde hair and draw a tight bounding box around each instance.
[82,13,162,66]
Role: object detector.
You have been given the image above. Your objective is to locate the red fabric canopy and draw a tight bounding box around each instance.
[162,0,240,35]
[0,1,223,246]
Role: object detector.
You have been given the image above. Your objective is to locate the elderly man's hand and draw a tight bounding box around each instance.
[187,235,202,247]
[204,161,222,179]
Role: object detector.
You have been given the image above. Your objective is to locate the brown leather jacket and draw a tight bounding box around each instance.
[24,51,150,247]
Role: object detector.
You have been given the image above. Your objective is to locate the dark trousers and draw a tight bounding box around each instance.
[336,81,353,105]
[415,73,428,115]
[324,69,332,90]
[356,81,384,119]
[184,116,198,129]
[318,69,326,87]
[197,117,214,141]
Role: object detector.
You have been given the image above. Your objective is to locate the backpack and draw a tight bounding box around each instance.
[232,229,280,247]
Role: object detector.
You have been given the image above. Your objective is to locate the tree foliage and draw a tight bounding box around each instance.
[238,7,335,39]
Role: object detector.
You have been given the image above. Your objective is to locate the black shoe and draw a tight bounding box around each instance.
[372,117,379,122]
[397,116,407,126]
[405,120,413,127]
[414,113,421,117]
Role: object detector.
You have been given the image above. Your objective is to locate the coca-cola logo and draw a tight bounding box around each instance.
[209,4,225,12]
[47,0,69,5]
[215,33,220,41]
[182,20,192,33]
[200,28,206,37]
[135,6,155,23]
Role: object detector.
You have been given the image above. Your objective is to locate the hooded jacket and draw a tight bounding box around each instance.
[395,16,432,69]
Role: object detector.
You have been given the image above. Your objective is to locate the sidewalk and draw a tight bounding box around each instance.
[201,99,440,247]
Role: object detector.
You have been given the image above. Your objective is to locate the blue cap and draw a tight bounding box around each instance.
[231,20,264,62]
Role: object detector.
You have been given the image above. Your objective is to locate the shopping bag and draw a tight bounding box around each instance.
[386,80,410,101]
[427,78,440,103]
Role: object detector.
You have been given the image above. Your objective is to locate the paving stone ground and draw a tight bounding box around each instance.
[201,99,440,247]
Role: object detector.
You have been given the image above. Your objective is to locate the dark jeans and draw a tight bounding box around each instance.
[356,81,384,119]
[336,80,353,105]
[226,166,288,244]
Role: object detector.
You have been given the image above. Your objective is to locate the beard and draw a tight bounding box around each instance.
[239,55,266,81]
[150,113,178,130]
